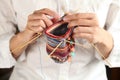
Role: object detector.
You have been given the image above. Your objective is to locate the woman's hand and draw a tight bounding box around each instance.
[63,13,113,58]
[25,8,60,37]
[10,8,60,58]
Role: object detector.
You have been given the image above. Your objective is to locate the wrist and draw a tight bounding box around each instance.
[96,33,113,59]
[105,33,114,57]
[23,28,36,39]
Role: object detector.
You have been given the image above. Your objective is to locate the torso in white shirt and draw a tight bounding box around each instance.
[10,0,112,80]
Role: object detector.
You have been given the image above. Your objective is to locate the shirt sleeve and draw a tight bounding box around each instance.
[0,0,17,68]
[96,0,120,67]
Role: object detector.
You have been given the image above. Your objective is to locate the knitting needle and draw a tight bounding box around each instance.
[49,41,63,56]
[91,43,112,67]
[65,40,88,49]
[11,33,42,53]
[65,40,112,67]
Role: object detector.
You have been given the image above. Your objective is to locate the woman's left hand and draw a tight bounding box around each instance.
[63,13,113,58]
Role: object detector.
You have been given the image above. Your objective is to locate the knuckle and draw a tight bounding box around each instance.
[87,13,95,19]
[27,21,32,27]
[92,14,97,19]
[28,14,32,19]
[92,27,98,33]
[34,8,49,14]
[94,21,99,26]
[33,27,42,33]
[39,19,42,23]
[76,13,80,18]
[39,27,43,31]
[42,8,48,11]
[91,20,98,27]
[40,13,45,18]
[33,10,38,14]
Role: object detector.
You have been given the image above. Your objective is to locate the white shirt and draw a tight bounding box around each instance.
[0,0,120,80]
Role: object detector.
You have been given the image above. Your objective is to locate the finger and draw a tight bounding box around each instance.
[27,20,46,33]
[34,8,60,20]
[29,26,44,33]
[38,20,46,29]
[74,26,93,34]
[27,20,46,28]
[28,14,53,27]
[63,13,96,21]
[67,19,98,28]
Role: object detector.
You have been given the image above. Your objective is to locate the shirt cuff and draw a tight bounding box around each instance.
[0,33,16,68]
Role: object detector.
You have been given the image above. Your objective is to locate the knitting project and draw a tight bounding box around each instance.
[45,21,75,63]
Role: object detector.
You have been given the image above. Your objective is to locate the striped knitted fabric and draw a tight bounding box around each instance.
[45,21,75,63]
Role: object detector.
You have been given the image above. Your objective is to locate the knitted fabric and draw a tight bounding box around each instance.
[45,21,75,63]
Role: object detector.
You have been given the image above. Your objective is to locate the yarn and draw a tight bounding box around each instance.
[45,21,75,63]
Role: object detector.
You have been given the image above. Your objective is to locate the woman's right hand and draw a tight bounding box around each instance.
[25,8,60,37]
[10,8,60,58]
